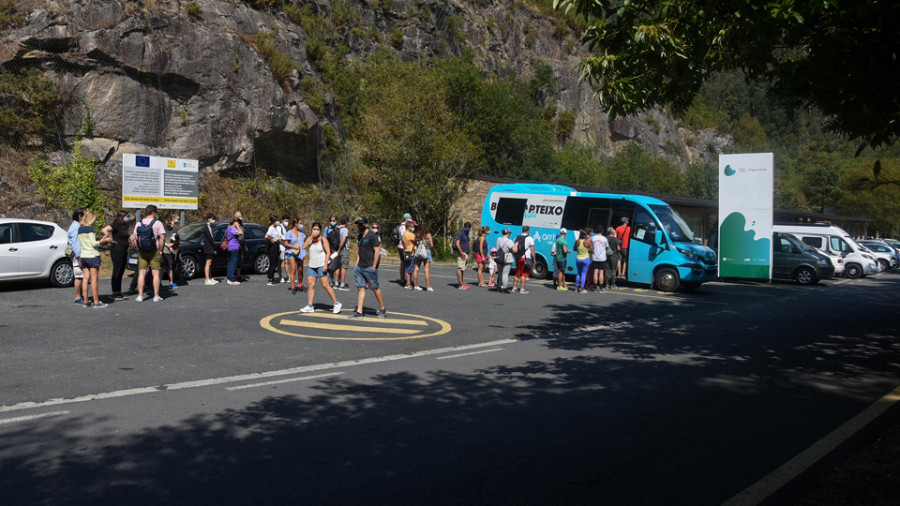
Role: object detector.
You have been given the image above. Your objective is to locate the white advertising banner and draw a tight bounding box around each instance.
[718,153,774,279]
[122,154,199,210]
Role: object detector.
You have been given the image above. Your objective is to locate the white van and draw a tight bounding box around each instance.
[773,223,879,278]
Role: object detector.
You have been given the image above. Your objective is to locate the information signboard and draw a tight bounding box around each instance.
[122,154,199,209]
[718,153,774,279]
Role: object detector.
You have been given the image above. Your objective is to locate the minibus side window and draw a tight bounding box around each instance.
[830,236,850,253]
[801,236,822,249]
[631,209,658,244]
[494,197,526,226]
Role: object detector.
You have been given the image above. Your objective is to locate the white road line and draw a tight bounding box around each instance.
[0,410,71,426]
[0,339,519,414]
[723,383,900,506]
[436,348,504,360]
[225,372,344,391]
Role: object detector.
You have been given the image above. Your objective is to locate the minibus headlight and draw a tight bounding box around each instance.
[675,247,701,261]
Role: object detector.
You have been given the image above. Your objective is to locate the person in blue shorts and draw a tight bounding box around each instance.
[349,216,386,319]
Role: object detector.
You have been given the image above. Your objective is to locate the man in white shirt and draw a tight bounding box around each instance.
[265,215,285,286]
[512,225,536,294]
[589,225,609,293]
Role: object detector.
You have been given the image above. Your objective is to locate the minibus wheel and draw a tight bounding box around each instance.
[654,267,680,292]
[844,263,862,279]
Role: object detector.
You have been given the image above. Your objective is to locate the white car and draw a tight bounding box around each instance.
[0,218,74,287]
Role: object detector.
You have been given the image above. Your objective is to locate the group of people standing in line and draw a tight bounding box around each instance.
[66,203,633,313]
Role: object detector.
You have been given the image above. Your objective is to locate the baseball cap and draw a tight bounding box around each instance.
[502,227,511,235]
[402,213,412,219]
[621,217,629,222]
[560,228,567,234]
[355,216,368,225]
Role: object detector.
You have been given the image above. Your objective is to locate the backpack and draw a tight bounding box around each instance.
[328,226,341,252]
[513,235,527,259]
[415,239,429,261]
[136,218,158,251]
[391,225,402,246]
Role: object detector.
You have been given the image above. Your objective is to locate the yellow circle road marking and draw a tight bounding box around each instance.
[260,310,452,341]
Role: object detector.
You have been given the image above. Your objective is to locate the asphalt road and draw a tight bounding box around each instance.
[1,264,899,504]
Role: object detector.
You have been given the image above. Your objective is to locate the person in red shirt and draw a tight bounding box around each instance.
[615,216,631,279]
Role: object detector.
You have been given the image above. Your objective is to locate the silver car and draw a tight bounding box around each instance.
[0,218,74,287]
[859,240,899,271]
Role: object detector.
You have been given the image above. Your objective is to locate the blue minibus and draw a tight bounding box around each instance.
[480,183,718,291]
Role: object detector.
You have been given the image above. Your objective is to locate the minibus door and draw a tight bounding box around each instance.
[626,208,661,285]
[586,208,611,234]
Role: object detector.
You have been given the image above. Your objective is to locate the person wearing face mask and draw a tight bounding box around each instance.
[454,221,472,289]
[349,216,387,319]
[300,222,342,314]
[162,212,181,290]
[278,215,290,283]
[265,215,284,286]
[325,215,339,287]
[202,212,218,285]
[103,209,132,301]
[402,220,417,289]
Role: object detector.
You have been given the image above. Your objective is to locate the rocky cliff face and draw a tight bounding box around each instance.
[0,0,731,184]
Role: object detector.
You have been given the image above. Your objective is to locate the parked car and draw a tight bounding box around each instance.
[858,240,899,271]
[127,221,270,279]
[772,232,835,285]
[0,218,73,287]
[773,223,878,279]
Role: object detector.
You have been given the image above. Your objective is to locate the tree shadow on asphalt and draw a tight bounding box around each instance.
[3,282,900,505]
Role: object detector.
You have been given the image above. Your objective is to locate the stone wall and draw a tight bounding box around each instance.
[448,178,497,230]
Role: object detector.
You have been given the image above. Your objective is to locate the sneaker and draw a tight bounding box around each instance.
[73,297,84,304]
[377,309,387,319]
[427,287,434,292]
[169,282,178,289]
[340,283,350,290]
[267,280,275,286]
[332,302,342,314]
[93,302,108,308]
[300,305,315,313]
[112,294,127,301]
[511,287,519,293]
[292,287,298,295]
[488,282,496,287]
[458,285,471,290]
[205,279,218,285]
[348,311,364,319]
[281,278,288,284]
[611,284,619,289]
[519,289,530,294]
[227,280,241,285]
[135,296,144,302]
[153,296,163,302]
[300,285,307,292]
[414,286,423,291]
[83,301,92,308]
[598,287,606,293]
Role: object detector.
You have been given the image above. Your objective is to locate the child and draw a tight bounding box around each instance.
[488,247,498,287]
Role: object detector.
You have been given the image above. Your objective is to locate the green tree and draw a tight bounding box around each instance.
[555,0,899,150]
[358,56,477,235]
[683,160,717,200]
[27,140,104,222]
[0,68,61,148]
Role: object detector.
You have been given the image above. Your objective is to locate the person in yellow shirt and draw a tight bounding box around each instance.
[77,210,113,307]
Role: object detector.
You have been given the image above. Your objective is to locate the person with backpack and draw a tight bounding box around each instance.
[495,228,515,293]
[394,213,412,284]
[512,225,535,294]
[325,215,340,287]
[589,225,610,293]
[411,222,434,291]
[336,215,351,291]
[131,204,167,301]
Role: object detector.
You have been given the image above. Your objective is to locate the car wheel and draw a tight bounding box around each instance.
[877,259,889,272]
[50,258,74,287]
[530,257,549,279]
[654,267,680,292]
[180,255,199,279]
[844,263,862,279]
[794,266,816,285]
[254,253,270,275]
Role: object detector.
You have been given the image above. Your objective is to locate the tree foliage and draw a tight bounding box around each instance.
[0,68,61,149]
[555,0,899,150]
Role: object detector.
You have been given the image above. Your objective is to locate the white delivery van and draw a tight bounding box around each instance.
[773,223,879,279]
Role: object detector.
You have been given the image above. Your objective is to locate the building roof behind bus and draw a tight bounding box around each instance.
[488,183,669,206]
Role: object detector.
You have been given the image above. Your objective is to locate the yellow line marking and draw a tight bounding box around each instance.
[723,383,900,506]
[282,312,428,325]
[279,319,420,334]
[260,310,452,341]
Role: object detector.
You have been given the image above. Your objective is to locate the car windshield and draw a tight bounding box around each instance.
[648,205,695,243]
[844,236,867,252]
[180,223,208,242]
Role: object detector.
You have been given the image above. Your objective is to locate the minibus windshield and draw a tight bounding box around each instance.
[649,205,695,243]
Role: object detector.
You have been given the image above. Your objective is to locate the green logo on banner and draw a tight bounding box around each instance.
[719,212,770,278]
[724,165,736,176]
